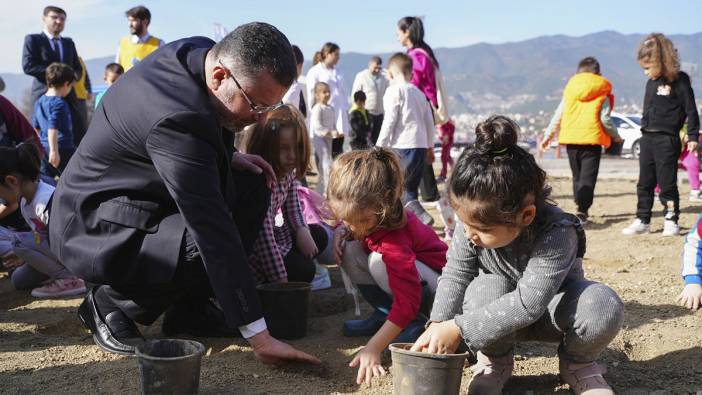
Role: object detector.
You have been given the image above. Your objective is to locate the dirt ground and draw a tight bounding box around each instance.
[1,176,702,394]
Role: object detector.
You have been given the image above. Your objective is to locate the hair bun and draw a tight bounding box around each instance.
[474,115,520,155]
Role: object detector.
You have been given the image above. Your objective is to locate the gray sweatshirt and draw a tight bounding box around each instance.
[430,204,586,351]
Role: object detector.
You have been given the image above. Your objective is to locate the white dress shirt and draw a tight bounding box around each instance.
[352,69,388,115]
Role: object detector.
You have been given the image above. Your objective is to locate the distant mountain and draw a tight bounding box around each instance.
[3,31,700,115]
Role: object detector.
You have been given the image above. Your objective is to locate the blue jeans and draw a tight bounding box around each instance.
[395,148,427,203]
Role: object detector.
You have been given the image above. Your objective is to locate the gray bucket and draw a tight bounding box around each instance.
[389,343,468,395]
[136,339,206,395]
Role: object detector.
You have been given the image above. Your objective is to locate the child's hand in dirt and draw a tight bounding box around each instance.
[349,346,386,385]
[677,283,702,310]
[1,253,24,269]
[296,227,318,258]
[410,320,462,354]
[333,226,348,265]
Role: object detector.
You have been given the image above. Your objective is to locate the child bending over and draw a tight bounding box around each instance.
[412,116,624,395]
[328,148,447,385]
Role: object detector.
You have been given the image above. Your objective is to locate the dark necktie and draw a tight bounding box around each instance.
[51,38,62,61]
[298,91,307,118]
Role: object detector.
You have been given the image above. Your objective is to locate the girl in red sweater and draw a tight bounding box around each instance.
[327,147,447,385]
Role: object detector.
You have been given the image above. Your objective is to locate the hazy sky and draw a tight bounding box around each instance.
[2,0,700,73]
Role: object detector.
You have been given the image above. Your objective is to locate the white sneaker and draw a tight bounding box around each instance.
[662,220,680,237]
[690,190,702,202]
[622,219,650,235]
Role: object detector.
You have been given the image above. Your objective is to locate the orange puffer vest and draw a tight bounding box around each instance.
[558,73,614,148]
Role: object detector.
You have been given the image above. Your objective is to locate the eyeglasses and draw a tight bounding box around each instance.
[218,60,284,115]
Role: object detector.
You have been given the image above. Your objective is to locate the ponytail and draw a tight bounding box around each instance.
[0,142,41,185]
[313,42,340,66]
[397,16,440,68]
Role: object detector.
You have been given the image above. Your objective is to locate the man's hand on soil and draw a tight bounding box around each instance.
[248,330,321,366]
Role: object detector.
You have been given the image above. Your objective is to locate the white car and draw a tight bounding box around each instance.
[611,112,643,158]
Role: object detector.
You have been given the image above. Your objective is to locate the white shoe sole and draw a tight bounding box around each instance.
[31,286,87,298]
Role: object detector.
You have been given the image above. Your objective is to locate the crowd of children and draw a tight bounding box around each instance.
[2,11,702,393]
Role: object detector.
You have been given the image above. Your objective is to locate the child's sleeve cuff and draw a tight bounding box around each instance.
[683,275,702,285]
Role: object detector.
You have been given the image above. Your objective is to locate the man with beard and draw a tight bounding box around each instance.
[116,6,164,72]
[49,22,320,366]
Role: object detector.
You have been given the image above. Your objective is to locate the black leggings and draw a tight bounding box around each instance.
[283,224,329,283]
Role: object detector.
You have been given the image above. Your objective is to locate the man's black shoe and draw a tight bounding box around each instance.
[78,287,144,356]
[162,299,241,338]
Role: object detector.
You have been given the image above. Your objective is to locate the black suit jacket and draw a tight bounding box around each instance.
[48,37,263,327]
[22,33,82,106]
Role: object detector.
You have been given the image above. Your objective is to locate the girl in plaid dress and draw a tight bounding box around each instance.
[245,105,328,283]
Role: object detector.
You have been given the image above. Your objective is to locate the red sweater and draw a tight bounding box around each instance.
[364,210,447,328]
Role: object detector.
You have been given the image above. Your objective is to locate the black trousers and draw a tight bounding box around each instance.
[419,162,440,202]
[98,171,271,326]
[566,144,602,215]
[369,113,384,145]
[636,133,681,223]
[283,223,329,283]
[332,136,344,158]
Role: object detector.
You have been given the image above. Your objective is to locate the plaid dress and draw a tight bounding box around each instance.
[248,172,307,283]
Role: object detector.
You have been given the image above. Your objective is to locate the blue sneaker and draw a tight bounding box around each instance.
[343,310,387,337]
[392,319,427,344]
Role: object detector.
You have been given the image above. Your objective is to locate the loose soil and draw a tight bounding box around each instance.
[1,177,701,394]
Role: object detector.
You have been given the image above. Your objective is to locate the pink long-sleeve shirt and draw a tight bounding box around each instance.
[407,48,438,107]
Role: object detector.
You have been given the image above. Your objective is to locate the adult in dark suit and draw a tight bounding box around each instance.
[22,5,86,147]
[49,23,320,366]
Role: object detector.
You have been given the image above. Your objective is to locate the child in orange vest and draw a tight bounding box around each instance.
[541,57,621,224]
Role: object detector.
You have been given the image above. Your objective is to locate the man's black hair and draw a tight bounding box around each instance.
[353,91,366,103]
[212,22,296,88]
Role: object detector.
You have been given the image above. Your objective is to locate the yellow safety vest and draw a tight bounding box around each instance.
[73,57,89,100]
[118,35,161,71]
[559,73,614,148]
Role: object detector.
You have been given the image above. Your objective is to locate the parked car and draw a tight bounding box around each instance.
[611,112,642,158]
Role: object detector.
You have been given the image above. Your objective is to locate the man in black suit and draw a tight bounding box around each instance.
[49,23,320,366]
[22,5,86,146]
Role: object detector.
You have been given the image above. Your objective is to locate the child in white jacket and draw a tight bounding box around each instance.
[375,52,435,226]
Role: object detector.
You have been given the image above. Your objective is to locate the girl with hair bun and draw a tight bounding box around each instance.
[0,143,86,297]
[327,147,447,386]
[411,116,624,395]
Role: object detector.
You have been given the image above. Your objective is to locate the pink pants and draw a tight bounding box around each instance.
[440,134,454,178]
[655,150,699,193]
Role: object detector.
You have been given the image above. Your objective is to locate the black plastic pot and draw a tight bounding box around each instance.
[136,339,206,395]
[256,282,311,340]
[389,343,468,395]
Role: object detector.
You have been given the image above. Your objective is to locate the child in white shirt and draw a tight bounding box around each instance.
[310,82,340,194]
[375,52,436,225]
[0,143,86,297]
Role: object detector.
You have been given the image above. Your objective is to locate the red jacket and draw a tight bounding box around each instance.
[365,210,447,327]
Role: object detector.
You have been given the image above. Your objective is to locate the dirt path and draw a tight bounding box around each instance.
[1,177,701,394]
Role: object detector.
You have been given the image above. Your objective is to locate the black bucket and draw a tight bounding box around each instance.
[256,282,311,340]
[136,339,206,395]
[389,343,468,395]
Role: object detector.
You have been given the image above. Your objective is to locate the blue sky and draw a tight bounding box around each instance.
[2,0,700,73]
